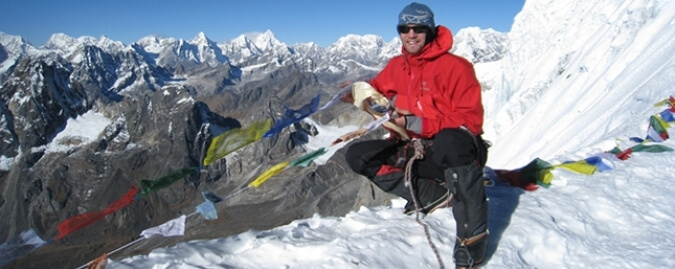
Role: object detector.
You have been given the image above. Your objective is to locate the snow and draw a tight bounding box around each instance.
[302,117,360,165]
[239,62,268,72]
[91,0,675,267]
[0,155,14,171]
[45,111,111,153]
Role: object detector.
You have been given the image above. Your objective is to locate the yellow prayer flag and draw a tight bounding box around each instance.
[555,161,598,175]
[541,170,555,185]
[203,120,271,166]
[249,162,290,188]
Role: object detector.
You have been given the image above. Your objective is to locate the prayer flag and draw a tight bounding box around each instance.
[202,191,223,204]
[645,115,669,142]
[264,94,321,138]
[290,148,327,167]
[87,253,108,269]
[630,143,674,153]
[493,158,554,190]
[0,229,47,266]
[55,187,137,240]
[140,167,197,196]
[653,96,675,108]
[196,201,218,220]
[140,215,186,239]
[249,162,290,188]
[556,160,598,175]
[584,155,615,172]
[203,120,271,166]
[660,109,675,122]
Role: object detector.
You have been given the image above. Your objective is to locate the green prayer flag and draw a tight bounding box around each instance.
[140,167,197,196]
[630,143,673,153]
[522,158,555,187]
[290,147,327,167]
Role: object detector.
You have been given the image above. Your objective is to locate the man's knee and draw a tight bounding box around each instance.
[430,128,476,166]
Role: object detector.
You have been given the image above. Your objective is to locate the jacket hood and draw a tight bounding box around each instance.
[401,25,453,61]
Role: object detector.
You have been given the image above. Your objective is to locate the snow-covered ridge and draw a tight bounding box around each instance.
[44,111,111,153]
[485,0,675,168]
[0,26,507,79]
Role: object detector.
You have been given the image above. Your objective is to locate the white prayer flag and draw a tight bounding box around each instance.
[140,215,186,239]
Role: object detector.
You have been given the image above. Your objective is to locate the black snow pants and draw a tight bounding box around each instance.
[345,128,489,265]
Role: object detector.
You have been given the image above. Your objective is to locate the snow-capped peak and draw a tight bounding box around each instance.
[42,33,78,50]
[452,27,508,63]
[332,34,384,48]
[0,31,36,55]
[191,32,211,46]
[250,30,285,51]
[96,35,125,51]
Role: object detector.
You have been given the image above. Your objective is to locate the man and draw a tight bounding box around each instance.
[344,2,489,268]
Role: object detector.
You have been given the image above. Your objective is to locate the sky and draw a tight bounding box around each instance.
[0,0,524,47]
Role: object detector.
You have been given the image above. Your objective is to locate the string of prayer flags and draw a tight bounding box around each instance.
[610,143,674,160]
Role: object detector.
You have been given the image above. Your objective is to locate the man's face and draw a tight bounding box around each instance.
[398,24,428,54]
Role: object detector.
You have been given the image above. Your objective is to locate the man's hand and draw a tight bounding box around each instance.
[392,114,406,128]
[340,92,354,104]
[392,108,411,128]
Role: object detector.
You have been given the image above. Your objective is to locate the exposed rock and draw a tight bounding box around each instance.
[0,57,393,269]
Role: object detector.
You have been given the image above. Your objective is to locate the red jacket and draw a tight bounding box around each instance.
[370,25,484,138]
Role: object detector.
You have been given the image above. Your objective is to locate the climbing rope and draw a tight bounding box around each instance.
[404,139,445,269]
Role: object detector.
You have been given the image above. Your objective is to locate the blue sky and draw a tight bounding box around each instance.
[1,0,524,48]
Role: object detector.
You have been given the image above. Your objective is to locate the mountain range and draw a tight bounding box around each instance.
[1,28,506,91]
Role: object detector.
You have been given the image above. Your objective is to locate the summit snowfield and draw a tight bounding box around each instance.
[104,0,675,268]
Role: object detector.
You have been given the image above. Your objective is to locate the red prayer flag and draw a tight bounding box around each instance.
[55,187,137,240]
[87,253,108,269]
[615,148,633,160]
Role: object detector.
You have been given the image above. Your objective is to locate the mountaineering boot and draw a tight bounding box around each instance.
[445,162,488,268]
[453,224,488,268]
[403,177,452,215]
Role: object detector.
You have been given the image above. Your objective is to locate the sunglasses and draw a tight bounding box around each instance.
[397,25,429,34]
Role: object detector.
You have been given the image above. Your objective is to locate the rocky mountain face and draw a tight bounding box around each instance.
[0,29,506,268]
